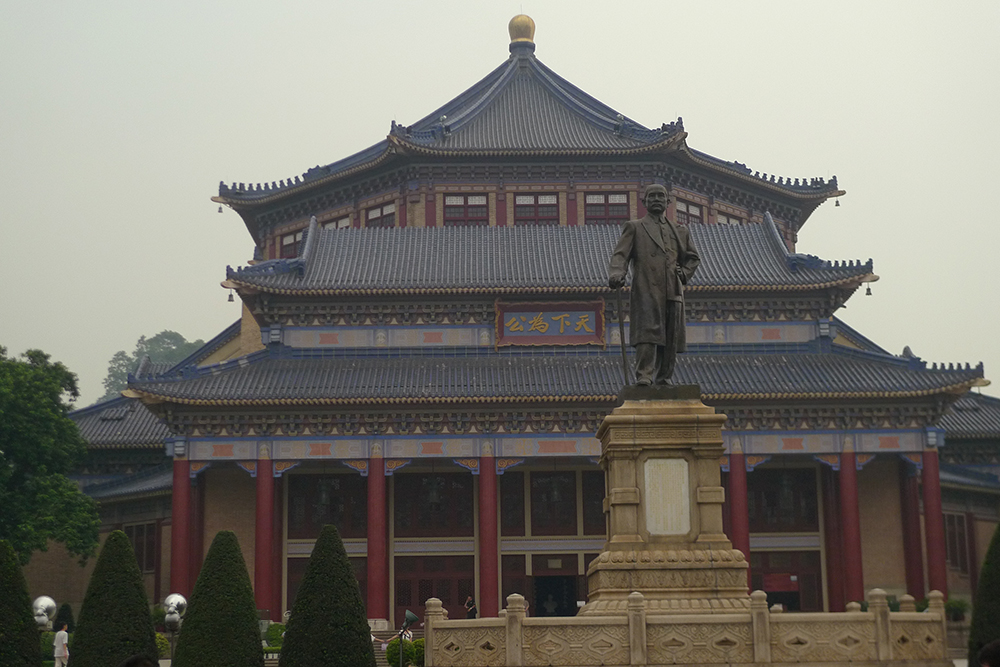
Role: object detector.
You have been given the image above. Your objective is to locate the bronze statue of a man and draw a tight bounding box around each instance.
[608,184,701,385]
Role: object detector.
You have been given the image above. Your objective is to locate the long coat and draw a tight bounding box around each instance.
[608,214,701,347]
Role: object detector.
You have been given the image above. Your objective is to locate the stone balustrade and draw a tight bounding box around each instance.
[423,589,950,667]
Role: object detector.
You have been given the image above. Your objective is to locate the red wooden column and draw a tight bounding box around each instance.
[255,458,275,618]
[839,443,865,603]
[367,456,389,621]
[728,441,750,586]
[899,458,926,598]
[170,457,191,597]
[479,452,499,616]
[922,445,948,597]
[271,475,284,618]
[821,465,845,611]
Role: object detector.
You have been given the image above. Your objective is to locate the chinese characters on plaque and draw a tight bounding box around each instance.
[495,301,605,347]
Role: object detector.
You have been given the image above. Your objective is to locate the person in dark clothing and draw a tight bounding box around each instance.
[464,595,478,619]
[980,640,1000,667]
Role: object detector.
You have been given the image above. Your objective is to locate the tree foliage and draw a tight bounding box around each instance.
[0,540,42,667]
[969,522,1000,662]
[100,330,205,401]
[67,531,158,667]
[173,531,263,667]
[279,525,376,667]
[0,347,99,564]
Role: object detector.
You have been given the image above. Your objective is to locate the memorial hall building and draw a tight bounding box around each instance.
[28,16,1000,626]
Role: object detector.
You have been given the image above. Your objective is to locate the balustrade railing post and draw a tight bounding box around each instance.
[424,597,444,667]
[868,588,891,661]
[750,590,771,663]
[928,590,948,659]
[627,591,647,666]
[505,593,526,667]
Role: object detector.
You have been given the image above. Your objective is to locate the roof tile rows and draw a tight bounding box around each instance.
[128,345,982,405]
[85,463,173,500]
[227,218,872,294]
[71,396,171,448]
[940,392,1000,440]
[216,48,836,203]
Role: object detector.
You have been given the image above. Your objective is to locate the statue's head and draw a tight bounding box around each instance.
[641,184,668,215]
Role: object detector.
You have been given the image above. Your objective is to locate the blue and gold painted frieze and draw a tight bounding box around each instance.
[279,320,823,349]
[184,435,601,461]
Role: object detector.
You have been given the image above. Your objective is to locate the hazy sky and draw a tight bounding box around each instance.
[1,1,998,407]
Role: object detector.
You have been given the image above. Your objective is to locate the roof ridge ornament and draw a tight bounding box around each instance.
[508,14,536,56]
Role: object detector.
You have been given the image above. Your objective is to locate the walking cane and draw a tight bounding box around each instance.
[616,286,631,386]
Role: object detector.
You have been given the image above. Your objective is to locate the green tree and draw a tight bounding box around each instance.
[100,330,205,401]
[0,347,99,564]
[67,531,158,667]
[0,540,42,667]
[54,602,75,633]
[279,525,376,667]
[173,531,263,667]
[969,522,1000,662]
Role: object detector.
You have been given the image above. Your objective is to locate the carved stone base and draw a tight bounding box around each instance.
[579,548,749,615]
[579,394,751,616]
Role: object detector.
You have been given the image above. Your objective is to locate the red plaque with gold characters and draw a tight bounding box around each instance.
[495,300,605,347]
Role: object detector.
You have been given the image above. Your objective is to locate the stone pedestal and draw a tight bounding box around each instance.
[579,386,750,615]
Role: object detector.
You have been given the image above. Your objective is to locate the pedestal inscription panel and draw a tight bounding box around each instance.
[644,458,689,535]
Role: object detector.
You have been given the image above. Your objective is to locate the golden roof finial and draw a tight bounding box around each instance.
[508,14,535,44]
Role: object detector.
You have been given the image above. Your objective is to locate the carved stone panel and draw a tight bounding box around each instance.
[646,620,753,665]
[433,626,507,667]
[770,619,877,663]
[523,624,629,666]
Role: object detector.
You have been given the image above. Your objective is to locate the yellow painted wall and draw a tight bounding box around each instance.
[202,467,257,581]
[858,457,907,596]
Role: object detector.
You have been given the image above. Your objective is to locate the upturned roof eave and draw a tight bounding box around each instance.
[125,379,985,409]
[227,272,875,298]
[677,146,845,202]
[387,131,684,158]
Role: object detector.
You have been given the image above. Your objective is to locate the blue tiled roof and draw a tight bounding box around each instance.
[227,215,873,295]
[941,392,1000,440]
[128,343,983,405]
[86,463,172,501]
[215,48,838,204]
[938,463,1000,491]
[70,396,170,449]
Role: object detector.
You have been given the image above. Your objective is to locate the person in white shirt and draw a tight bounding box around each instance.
[53,623,69,667]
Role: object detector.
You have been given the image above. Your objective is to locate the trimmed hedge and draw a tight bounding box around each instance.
[173,531,263,667]
[412,637,425,667]
[970,521,1000,662]
[0,540,42,667]
[385,637,414,667]
[279,524,376,667]
[54,603,75,633]
[155,632,170,658]
[70,531,158,667]
[264,622,285,647]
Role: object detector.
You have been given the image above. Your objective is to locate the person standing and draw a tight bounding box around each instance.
[464,595,478,619]
[608,183,701,385]
[53,622,69,667]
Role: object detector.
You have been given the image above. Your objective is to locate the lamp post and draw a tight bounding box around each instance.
[163,593,187,661]
[398,609,419,667]
[32,596,56,630]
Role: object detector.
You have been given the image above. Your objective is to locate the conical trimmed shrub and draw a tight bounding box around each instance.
[279,525,376,667]
[173,531,263,667]
[969,522,1000,662]
[70,531,158,667]
[0,540,42,667]
[54,603,75,633]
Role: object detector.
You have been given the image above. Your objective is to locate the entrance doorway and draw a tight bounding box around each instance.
[533,576,578,617]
